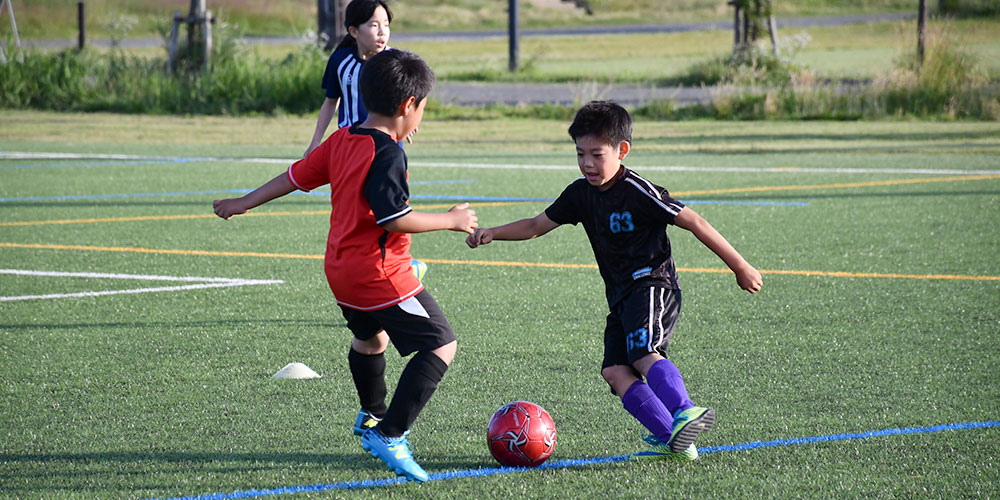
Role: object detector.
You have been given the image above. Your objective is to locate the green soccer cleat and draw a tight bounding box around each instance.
[667,406,715,453]
[633,434,698,461]
[353,409,382,436]
[361,428,429,483]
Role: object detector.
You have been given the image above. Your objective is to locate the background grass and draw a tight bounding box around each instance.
[1,110,999,499]
[7,0,928,40]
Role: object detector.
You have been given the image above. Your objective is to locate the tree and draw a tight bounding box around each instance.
[730,0,779,56]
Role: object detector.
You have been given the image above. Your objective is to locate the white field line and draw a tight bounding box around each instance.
[0,269,283,302]
[3,152,1000,176]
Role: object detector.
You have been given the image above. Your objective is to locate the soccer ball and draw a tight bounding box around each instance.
[486,401,557,467]
[411,259,427,281]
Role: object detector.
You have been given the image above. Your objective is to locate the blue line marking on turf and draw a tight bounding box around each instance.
[0,188,805,206]
[0,182,474,203]
[151,420,998,500]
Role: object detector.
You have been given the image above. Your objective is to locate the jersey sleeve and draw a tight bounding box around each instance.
[287,138,333,192]
[363,144,412,225]
[321,50,344,100]
[629,176,685,225]
[544,181,582,226]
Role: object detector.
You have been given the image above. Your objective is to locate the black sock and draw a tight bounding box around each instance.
[348,348,387,418]
[377,350,448,437]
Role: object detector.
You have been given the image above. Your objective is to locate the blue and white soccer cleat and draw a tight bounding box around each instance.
[667,406,715,453]
[353,409,382,436]
[633,434,698,461]
[361,428,429,483]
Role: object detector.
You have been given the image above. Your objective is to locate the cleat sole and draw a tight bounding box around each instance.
[668,407,715,453]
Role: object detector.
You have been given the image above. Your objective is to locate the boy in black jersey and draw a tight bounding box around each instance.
[466,101,762,460]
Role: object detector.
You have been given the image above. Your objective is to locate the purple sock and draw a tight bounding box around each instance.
[647,358,694,415]
[621,380,673,442]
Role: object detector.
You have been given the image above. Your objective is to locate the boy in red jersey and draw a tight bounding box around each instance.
[213,49,477,482]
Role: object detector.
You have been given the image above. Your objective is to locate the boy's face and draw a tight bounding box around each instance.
[575,135,629,191]
[401,96,427,138]
[350,5,390,58]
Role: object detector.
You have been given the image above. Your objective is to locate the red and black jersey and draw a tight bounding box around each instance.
[545,166,684,308]
[287,125,422,311]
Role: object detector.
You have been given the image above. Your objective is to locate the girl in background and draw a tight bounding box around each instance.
[305,0,394,157]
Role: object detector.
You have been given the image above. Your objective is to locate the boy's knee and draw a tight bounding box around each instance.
[430,339,457,366]
[352,331,389,354]
[602,365,636,396]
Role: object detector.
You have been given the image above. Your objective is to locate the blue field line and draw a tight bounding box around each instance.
[153,420,998,500]
[0,190,808,206]
[0,181,474,203]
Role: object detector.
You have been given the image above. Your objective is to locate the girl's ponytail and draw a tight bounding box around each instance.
[335,32,357,50]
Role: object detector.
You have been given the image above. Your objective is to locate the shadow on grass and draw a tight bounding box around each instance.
[0,450,493,497]
[0,319,346,331]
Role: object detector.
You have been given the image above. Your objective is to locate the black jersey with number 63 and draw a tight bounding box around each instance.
[545,167,685,307]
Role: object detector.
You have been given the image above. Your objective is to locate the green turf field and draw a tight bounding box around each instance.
[1,111,999,499]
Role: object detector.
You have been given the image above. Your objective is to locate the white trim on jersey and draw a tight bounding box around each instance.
[337,282,424,311]
[375,206,412,225]
[336,55,362,128]
[286,165,309,192]
[625,176,683,216]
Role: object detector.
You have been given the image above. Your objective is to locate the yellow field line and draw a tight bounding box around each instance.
[0,242,324,260]
[672,174,1000,196]
[2,242,997,281]
[0,202,529,227]
[6,174,999,228]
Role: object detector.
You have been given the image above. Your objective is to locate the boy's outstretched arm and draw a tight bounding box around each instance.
[213,173,296,220]
[466,212,560,248]
[383,202,478,234]
[674,206,763,293]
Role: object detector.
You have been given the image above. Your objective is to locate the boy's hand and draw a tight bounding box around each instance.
[449,202,478,234]
[466,228,494,248]
[213,198,248,220]
[735,264,763,293]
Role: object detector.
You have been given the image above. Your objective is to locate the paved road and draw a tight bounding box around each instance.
[18,13,913,106]
[432,81,722,106]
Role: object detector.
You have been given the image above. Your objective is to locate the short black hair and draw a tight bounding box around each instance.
[359,49,435,117]
[567,100,632,147]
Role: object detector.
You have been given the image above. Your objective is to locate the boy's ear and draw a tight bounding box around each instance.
[396,96,417,117]
[617,140,631,160]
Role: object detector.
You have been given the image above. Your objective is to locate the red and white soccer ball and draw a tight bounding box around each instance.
[486,401,557,467]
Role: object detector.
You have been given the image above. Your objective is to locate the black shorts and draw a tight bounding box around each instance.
[602,285,681,370]
[340,290,456,357]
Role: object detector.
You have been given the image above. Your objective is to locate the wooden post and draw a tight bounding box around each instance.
[318,0,347,50]
[917,0,927,67]
[77,1,85,50]
[0,0,22,63]
[766,0,778,56]
[168,11,180,73]
[202,10,213,69]
[508,0,519,72]
[187,0,205,61]
[333,0,347,48]
[742,7,750,46]
[729,1,741,50]
[768,15,778,55]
